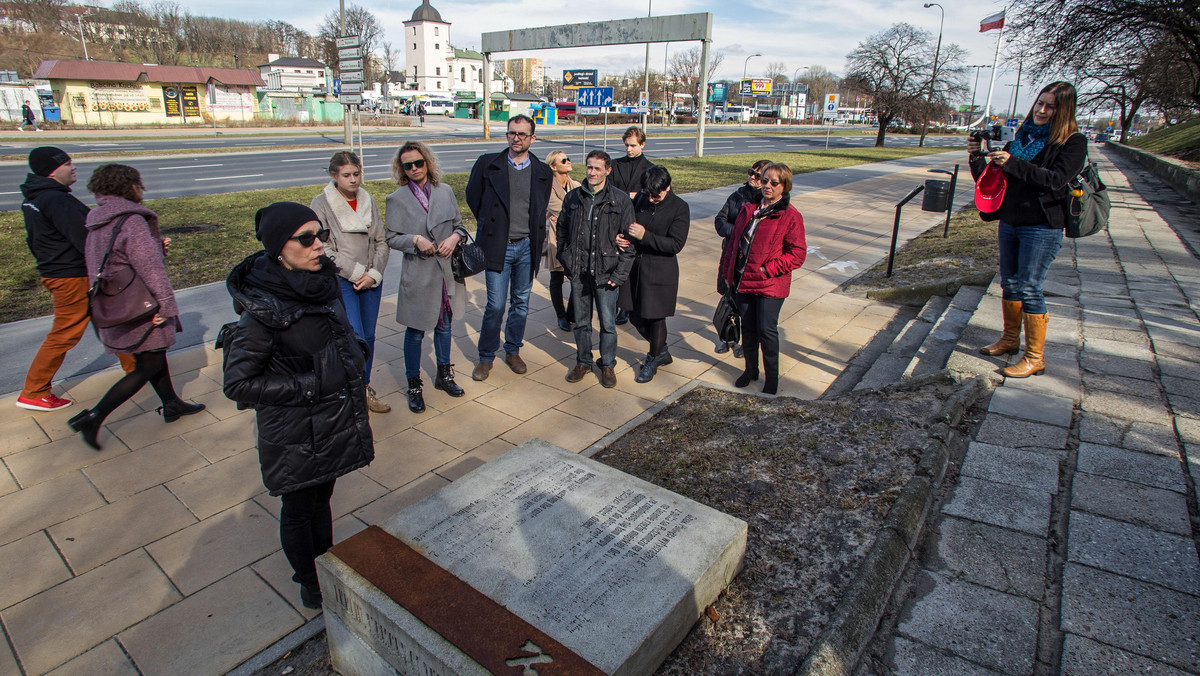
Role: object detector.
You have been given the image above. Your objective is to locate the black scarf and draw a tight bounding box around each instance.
[245,252,340,305]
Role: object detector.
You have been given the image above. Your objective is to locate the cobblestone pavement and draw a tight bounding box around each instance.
[869,147,1200,675]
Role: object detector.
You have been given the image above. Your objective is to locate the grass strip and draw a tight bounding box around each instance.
[1126,118,1200,163]
[1,146,951,324]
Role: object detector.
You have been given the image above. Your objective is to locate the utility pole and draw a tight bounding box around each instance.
[341,0,351,146]
[77,15,89,60]
[641,0,651,129]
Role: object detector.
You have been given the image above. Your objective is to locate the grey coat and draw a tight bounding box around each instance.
[385,181,468,332]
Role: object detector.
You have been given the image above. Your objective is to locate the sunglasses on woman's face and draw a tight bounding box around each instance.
[763,179,783,187]
[401,158,427,171]
[290,228,331,248]
[748,171,761,179]
[559,157,572,164]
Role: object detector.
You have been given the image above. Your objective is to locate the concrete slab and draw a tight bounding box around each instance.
[1080,353,1156,381]
[922,516,1046,600]
[44,639,139,676]
[1080,389,1172,426]
[897,571,1038,675]
[987,388,1074,428]
[0,471,105,547]
[890,636,1003,676]
[941,476,1052,537]
[1076,412,1124,447]
[48,485,197,574]
[1060,633,1192,676]
[1067,511,1200,595]
[1077,442,1188,494]
[0,532,72,610]
[960,442,1060,494]
[1072,472,1192,536]
[973,414,1069,452]
[319,440,748,676]
[1061,563,1200,674]
[144,499,279,595]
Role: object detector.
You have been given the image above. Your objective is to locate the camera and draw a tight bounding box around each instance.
[970,125,1004,154]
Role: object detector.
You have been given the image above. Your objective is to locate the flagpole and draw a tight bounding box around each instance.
[972,21,1004,128]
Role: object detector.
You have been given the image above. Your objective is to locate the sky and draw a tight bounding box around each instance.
[108,0,1060,117]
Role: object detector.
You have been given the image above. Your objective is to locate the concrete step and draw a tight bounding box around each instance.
[904,285,988,379]
[854,295,950,391]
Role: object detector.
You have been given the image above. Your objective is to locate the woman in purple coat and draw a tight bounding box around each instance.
[68,164,205,449]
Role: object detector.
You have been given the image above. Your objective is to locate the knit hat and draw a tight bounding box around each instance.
[29,147,71,177]
[254,202,320,259]
[974,164,1007,213]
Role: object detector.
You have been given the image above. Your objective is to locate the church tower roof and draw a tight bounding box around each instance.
[410,0,444,22]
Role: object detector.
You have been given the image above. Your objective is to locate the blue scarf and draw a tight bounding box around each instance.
[1009,121,1051,161]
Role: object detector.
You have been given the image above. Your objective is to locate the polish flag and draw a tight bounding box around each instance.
[980,11,1006,32]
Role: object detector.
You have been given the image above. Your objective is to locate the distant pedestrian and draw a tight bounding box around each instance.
[558,150,636,388]
[69,164,205,449]
[619,166,690,383]
[544,150,580,333]
[418,102,426,126]
[386,141,468,413]
[970,81,1086,379]
[223,202,374,611]
[309,151,390,413]
[719,163,807,395]
[712,159,770,355]
[17,100,40,131]
[17,147,134,412]
[464,114,553,382]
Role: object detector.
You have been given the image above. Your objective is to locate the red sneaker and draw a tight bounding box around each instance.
[16,394,73,411]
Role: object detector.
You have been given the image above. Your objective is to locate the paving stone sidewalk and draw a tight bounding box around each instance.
[0,153,969,675]
[877,146,1200,675]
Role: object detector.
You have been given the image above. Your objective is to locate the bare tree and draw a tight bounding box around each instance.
[318,5,383,83]
[796,65,838,119]
[668,46,726,102]
[765,61,788,85]
[845,23,936,146]
[9,0,68,33]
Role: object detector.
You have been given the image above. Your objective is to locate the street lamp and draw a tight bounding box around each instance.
[792,66,810,123]
[740,53,762,125]
[921,2,944,147]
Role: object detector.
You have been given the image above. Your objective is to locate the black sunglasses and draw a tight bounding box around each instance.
[560,157,572,163]
[764,179,783,187]
[290,227,331,248]
[748,171,761,179]
[401,158,427,171]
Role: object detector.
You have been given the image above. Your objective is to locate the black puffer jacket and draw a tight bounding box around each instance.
[222,252,374,496]
[20,173,90,278]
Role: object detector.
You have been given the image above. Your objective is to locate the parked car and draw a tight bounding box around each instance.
[423,98,454,116]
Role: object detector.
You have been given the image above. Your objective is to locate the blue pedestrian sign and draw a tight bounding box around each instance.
[1005,117,1019,127]
[576,86,613,115]
[333,78,342,95]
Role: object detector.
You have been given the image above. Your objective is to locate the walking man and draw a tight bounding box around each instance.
[17,147,132,410]
[18,100,41,132]
[465,114,553,381]
[558,150,636,388]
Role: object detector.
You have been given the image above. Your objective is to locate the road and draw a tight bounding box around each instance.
[0,130,964,211]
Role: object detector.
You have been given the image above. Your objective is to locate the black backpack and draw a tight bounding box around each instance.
[1064,151,1110,238]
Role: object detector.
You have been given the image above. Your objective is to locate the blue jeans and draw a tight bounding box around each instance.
[403,325,452,379]
[997,221,1062,315]
[571,275,619,369]
[338,277,382,382]
[478,237,532,362]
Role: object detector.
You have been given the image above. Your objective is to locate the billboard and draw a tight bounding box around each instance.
[562,69,598,89]
[739,78,772,97]
[706,82,727,103]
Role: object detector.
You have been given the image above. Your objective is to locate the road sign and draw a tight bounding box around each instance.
[332,78,341,95]
[562,69,598,89]
[341,81,363,94]
[740,78,772,97]
[336,35,360,49]
[775,82,808,95]
[339,94,362,105]
[576,86,613,115]
[1005,117,1019,127]
[339,59,363,72]
[823,93,840,119]
[341,70,364,83]
[637,90,649,112]
[338,47,361,60]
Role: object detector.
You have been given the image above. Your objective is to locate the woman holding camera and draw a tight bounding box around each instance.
[969,81,1087,378]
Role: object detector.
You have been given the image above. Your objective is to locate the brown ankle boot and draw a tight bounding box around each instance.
[1003,313,1048,378]
[980,300,1023,356]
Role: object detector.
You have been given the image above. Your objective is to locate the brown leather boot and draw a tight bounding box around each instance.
[980,300,1023,356]
[1003,313,1048,378]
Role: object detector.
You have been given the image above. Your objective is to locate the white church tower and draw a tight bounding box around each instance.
[403,0,451,91]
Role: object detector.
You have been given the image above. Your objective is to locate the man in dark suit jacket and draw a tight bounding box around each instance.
[465,114,553,381]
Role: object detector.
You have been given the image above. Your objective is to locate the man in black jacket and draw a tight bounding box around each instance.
[558,150,636,388]
[465,115,553,381]
[18,101,41,132]
[17,147,132,411]
[608,126,655,327]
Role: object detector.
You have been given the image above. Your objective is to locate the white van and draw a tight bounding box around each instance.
[717,106,753,122]
[423,98,454,116]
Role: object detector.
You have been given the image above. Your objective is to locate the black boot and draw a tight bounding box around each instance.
[734,354,760,388]
[67,408,104,450]
[434,364,464,397]
[635,354,659,383]
[300,583,323,610]
[407,376,425,413]
[763,373,779,395]
[159,399,206,423]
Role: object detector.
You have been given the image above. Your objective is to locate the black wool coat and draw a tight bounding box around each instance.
[619,190,690,319]
[465,150,553,277]
[223,252,374,496]
[610,154,655,195]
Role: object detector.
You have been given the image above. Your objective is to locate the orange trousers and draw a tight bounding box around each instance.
[22,277,135,399]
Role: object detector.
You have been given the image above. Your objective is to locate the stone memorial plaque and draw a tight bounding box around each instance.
[317,439,748,676]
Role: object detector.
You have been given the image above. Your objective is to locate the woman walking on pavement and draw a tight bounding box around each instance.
[385,141,468,413]
[719,163,807,395]
[223,202,375,610]
[619,166,690,383]
[68,164,205,449]
[544,149,580,332]
[971,81,1087,378]
[310,151,391,413]
[713,159,770,356]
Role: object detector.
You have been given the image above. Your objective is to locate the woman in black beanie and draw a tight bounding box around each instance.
[222,202,375,610]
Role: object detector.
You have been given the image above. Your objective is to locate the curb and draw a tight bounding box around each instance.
[796,373,990,676]
[1102,141,1200,205]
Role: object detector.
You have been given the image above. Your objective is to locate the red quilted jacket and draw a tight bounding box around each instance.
[720,198,807,298]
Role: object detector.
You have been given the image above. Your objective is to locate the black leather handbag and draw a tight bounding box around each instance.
[451,231,487,279]
[89,215,159,329]
[713,290,741,345]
